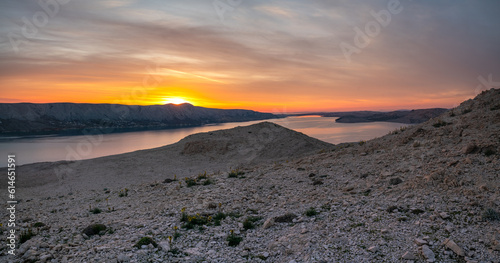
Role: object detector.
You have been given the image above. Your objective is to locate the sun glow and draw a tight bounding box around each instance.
[161,97,191,105]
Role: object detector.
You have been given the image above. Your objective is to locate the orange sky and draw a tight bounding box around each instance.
[1,1,499,113]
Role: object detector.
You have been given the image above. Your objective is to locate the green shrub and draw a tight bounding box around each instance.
[213,212,227,226]
[226,231,243,246]
[243,219,254,230]
[82,224,107,236]
[20,228,34,244]
[228,169,245,178]
[305,207,319,217]
[33,222,45,228]
[134,237,158,248]
[197,172,208,180]
[184,178,197,187]
[482,208,500,221]
[118,188,129,197]
[90,208,102,214]
[181,213,210,229]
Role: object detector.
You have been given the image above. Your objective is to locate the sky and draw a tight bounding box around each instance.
[0,0,499,113]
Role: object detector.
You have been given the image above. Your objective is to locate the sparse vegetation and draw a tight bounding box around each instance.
[482,208,500,221]
[433,120,450,128]
[228,169,245,178]
[173,229,181,240]
[305,207,319,217]
[213,212,227,226]
[197,171,208,180]
[183,173,214,187]
[134,236,158,248]
[181,213,209,229]
[20,228,35,244]
[184,177,197,187]
[389,177,403,185]
[33,222,45,228]
[82,224,107,236]
[484,148,496,157]
[118,188,128,197]
[90,207,102,214]
[243,216,262,230]
[226,230,243,246]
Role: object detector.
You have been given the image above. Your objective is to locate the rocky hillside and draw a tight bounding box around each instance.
[0,103,276,135]
[0,89,498,262]
[331,108,448,124]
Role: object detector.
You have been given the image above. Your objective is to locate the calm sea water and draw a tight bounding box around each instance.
[0,116,407,167]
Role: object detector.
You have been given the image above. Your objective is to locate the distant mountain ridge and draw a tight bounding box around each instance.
[331,108,449,124]
[285,108,448,124]
[0,103,277,135]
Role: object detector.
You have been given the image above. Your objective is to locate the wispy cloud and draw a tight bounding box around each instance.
[0,0,499,111]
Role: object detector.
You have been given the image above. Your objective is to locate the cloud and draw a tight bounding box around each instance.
[0,0,499,111]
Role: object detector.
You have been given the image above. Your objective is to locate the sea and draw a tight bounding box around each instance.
[0,116,408,167]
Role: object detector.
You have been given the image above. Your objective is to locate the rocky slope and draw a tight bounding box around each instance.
[331,108,448,124]
[0,103,276,135]
[0,89,499,263]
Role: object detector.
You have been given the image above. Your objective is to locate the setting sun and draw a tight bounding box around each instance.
[161,97,191,105]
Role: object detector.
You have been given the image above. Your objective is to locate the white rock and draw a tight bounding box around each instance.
[117,253,129,263]
[158,241,170,252]
[439,212,450,219]
[421,245,435,261]
[263,217,275,229]
[443,239,465,257]
[402,251,416,260]
[414,238,427,246]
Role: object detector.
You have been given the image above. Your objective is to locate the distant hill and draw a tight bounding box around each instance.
[284,108,448,124]
[331,108,449,124]
[0,103,277,135]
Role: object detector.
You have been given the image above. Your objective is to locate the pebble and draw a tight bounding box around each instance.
[421,245,435,262]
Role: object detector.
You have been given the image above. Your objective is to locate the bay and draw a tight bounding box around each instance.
[0,116,407,167]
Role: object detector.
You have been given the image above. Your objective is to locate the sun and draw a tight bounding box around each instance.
[162,97,191,105]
